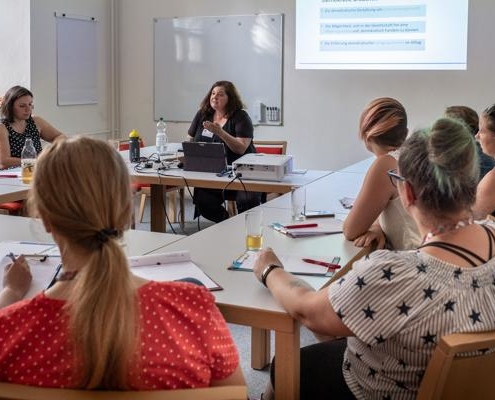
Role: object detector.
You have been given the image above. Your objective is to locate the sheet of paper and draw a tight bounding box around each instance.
[0,241,56,258]
[1,255,60,299]
[130,251,221,290]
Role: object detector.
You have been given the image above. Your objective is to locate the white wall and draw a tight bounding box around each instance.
[29,0,112,136]
[0,0,31,94]
[118,0,495,170]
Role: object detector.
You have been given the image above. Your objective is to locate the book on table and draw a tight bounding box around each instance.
[229,250,340,277]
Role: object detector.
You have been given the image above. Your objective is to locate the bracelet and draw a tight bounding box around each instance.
[261,264,282,287]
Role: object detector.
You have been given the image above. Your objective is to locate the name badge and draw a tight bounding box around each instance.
[202,129,214,138]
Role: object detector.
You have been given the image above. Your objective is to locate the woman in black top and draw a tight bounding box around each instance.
[188,81,260,222]
[0,86,64,169]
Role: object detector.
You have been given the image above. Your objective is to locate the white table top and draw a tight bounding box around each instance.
[150,206,365,314]
[0,215,184,257]
[262,171,365,217]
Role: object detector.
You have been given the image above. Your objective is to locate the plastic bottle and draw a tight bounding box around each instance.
[156,117,168,156]
[129,129,141,162]
[21,137,37,184]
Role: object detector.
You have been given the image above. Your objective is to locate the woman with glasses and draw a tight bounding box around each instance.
[0,85,64,169]
[253,117,495,400]
[473,104,495,219]
[343,97,421,250]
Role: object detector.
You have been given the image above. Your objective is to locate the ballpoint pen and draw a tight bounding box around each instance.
[46,263,63,289]
[302,258,341,270]
[284,223,318,229]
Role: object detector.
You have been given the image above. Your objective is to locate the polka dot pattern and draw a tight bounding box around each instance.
[1,117,43,157]
[0,281,239,389]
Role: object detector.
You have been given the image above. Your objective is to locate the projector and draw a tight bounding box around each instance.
[232,153,293,181]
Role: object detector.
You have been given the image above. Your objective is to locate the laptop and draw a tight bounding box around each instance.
[182,142,227,173]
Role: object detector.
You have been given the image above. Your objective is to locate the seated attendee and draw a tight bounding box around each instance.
[473,103,495,219]
[445,105,495,180]
[188,80,261,222]
[254,117,495,400]
[343,97,421,250]
[0,85,64,169]
[0,136,242,390]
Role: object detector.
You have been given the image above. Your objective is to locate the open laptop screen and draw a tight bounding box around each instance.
[182,142,227,173]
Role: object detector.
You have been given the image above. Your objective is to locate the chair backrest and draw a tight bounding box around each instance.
[253,140,287,155]
[416,330,495,400]
[0,382,247,400]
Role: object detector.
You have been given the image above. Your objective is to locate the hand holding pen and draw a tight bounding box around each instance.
[2,253,32,303]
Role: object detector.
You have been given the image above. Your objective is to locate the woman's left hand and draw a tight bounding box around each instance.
[253,248,283,281]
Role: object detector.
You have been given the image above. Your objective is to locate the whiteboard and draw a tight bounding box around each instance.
[154,14,283,125]
[56,14,98,105]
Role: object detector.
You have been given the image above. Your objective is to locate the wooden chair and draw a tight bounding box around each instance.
[227,140,288,216]
[117,139,185,227]
[0,382,247,400]
[416,330,495,400]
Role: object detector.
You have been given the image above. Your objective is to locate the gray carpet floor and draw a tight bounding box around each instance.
[133,192,319,399]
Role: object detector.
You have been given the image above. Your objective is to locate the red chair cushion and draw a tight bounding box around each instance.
[0,201,23,212]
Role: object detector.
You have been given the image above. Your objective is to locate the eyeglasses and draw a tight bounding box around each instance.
[387,169,406,187]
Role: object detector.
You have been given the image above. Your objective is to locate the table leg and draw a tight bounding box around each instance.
[251,327,271,370]
[274,320,300,400]
[150,184,166,232]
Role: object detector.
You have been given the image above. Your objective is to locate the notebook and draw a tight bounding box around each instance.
[182,142,227,173]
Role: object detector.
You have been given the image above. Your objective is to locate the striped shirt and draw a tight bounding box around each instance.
[329,249,495,400]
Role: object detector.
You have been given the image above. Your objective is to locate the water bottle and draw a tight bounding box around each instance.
[129,129,141,162]
[156,117,168,156]
[21,137,37,184]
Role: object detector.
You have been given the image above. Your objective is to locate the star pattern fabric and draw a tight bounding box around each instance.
[328,248,495,400]
[0,281,239,389]
[2,116,43,157]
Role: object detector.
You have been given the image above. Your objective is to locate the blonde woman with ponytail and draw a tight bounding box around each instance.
[0,136,242,390]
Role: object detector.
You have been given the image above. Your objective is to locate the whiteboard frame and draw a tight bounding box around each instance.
[153,14,283,125]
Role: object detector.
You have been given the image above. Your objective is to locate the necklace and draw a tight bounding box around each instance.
[57,270,78,281]
[422,217,474,244]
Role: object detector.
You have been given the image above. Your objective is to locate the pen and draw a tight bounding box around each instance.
[302,258,341,270]
[46,263,63,289]
[0,174,18,178]
[7,252,16,262]
[284,223,318,229]
[13,254,49,262]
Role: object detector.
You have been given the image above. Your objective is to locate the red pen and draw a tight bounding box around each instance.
[302,258,341,270]
[284,223,318,229]
[0,174,18,178]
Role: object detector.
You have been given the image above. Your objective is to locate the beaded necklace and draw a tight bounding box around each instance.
[422,217,474,244]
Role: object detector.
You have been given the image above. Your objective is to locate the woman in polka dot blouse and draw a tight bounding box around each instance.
[0,85,64,169]
[0,136,242,390]
[254,118,495,400]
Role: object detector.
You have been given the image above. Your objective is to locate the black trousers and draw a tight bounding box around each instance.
[270,338,357,400]
[193,188,261,223]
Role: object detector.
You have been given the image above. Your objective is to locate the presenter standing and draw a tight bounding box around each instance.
[188,81,260,222]
[0,85,64,169]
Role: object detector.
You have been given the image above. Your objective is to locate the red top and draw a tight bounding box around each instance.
[0,281,239,389]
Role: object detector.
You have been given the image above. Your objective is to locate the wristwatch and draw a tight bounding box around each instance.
[261,264,282,287]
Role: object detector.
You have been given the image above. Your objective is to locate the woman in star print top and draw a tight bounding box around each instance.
[253,117,495,400]
[0,136,242,390]
[0,85,64,169]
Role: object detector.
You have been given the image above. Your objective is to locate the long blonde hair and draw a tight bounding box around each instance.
[29,136,137,389]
